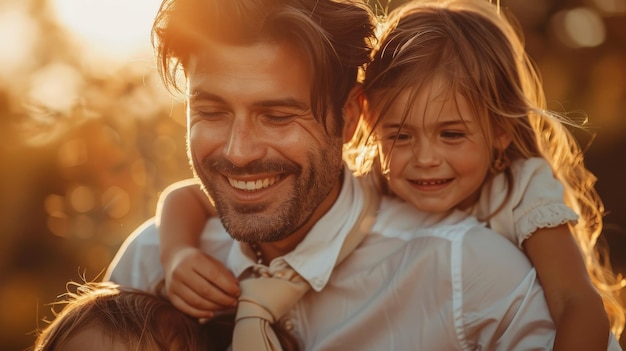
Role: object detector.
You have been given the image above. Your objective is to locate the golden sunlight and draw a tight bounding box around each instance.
[50,0,161,62]
[0,3,38,82]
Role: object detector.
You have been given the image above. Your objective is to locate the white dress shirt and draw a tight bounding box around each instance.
[106,168,621,350]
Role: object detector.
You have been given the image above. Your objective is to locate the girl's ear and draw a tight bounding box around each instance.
[494,127,512,151]
[342,84,364,143]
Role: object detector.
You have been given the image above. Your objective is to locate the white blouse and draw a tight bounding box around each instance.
[473,157,579,248]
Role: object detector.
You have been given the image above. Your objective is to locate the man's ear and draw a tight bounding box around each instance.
[342,84,364,143]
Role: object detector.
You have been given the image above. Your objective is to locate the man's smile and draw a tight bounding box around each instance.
[227,176,281,191]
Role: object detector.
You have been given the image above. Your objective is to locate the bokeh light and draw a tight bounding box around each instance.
[102,186,131,219]
[28,63,84,114]
[0,2,39,83]
[551,7,606,48]
[68,185,95,213]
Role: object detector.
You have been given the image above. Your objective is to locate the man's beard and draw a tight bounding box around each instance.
[191,147,343,243]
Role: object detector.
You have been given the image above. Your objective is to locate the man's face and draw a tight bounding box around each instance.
[186,39,344,244]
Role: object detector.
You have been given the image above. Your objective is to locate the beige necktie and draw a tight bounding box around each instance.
[232,177,380,351]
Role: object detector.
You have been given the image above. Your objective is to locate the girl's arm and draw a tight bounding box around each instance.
[523,224,610,351]
[156,179,214,251]
[156,179,240,318]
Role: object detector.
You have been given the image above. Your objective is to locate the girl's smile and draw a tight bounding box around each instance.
[408,177,454,191]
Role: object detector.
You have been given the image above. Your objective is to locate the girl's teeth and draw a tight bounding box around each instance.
[418,179,447,185]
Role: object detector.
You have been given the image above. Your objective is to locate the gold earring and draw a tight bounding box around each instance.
[492,149,509,173]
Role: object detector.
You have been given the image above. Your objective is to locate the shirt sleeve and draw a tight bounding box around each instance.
[475,157,579,248]
[104,218,165,292]
[455,225,556,350]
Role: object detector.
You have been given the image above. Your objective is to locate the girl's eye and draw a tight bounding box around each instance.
[384,132,410,141]
[395,133,411,141]
[381,133,412,148]
[441,131,466,139]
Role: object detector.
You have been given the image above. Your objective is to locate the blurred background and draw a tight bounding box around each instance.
[0,0,624,349]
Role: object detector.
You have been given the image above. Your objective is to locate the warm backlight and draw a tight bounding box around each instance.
[50,0,161,61]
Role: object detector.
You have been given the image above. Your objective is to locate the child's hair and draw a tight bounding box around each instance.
[346,0,625,338]
[32,281,232,351]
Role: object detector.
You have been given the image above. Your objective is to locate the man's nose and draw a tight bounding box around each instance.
[223,117,267,167]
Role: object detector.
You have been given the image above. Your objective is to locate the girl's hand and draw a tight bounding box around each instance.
[163,246,241,318]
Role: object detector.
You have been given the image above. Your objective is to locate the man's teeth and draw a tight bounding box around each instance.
[228,176,279,191]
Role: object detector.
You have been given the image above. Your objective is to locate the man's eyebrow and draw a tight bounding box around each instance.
[189,91,309,111]
[252,98,310,111]
[189,91,226,104]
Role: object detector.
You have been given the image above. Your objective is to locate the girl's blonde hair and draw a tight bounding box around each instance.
[32,281,230,351]
[346,0,625,337]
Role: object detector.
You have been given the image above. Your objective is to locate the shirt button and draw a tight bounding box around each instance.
[282,319,295,331]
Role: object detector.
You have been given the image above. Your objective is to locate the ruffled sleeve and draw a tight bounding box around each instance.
[473,157,578,248]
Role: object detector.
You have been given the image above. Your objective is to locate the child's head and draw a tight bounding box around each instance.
[33,281,228,351]
[356,0,544,213]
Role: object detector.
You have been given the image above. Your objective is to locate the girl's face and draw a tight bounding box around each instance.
[374,79,498,213]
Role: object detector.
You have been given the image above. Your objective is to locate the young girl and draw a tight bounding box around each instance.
[155,0,625,349]
[32,281,232,351]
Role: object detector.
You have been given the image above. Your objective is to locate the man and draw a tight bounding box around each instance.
[107,0,559,349]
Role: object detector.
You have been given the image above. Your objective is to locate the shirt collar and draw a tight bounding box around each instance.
[227,167,364,292]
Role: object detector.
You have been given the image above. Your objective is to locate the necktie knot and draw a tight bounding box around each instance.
[235,273,309,324]
[232,270,309,351]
